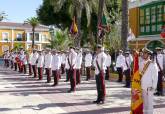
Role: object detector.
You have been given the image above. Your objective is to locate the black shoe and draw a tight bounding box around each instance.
[123,85,130,88]
[154,92,160,96]
[67,89,75,93]
[97,100,104,104]
[117,80,122,82]
[160,93,164,96]
[64,80,69,82]
[52,84,57,86]
[93,100,99,104]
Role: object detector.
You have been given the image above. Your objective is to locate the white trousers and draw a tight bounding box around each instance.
[142,89,154,114]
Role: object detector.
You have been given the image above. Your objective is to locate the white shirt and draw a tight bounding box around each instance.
[37,54,44,68]
[65,55,70,69]
[154,54,164,71]
[61,53,66,64]
[9,53,14,61]
[22,54,27,65]
[31,52,39,65]
[85,53,92,67]
[123,55,133,71]
[51,54,61,70]
[105,54,111,67]
[116,54,125,68]
[75,52,82,69]
[68,50,77,69]
[140,59,158,90]
[29,53,33,64]
[44,53,52,68]
[13,54,17,63]
[4,52,10,59]
[93,52,107,75]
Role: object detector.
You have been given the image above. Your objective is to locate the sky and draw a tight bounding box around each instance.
[0,0,43,23]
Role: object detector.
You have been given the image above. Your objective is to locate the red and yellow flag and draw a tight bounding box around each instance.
[70,16,78,34]
[130,51,143,114]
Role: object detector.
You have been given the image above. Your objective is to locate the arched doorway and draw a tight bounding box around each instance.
[146,40,164,51]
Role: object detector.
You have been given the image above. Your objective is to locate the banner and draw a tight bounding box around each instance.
[130,52,143,114]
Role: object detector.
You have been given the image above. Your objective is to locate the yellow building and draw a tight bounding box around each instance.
[0,22,50,56]
[129,0,165,50]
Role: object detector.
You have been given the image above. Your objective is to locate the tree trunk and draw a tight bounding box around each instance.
[121,0,128,51]
[74,4,82,48]
[32,27,35,49]
[97,0,105,45]
[77,11,82,48]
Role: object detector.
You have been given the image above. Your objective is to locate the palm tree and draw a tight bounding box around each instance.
[0,11,7,21]
[46,28,74,50]
[121,0,128,50]
[25,17,39,49]
[50,0,99,47]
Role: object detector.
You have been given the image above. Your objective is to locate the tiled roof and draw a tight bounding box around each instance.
[0,22,49,31]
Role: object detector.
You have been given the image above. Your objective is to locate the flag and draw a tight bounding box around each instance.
[127,28,136,42]
[70,16,78,35]
[130,51,143,114]
[98,15,110,38]
[160,25,165,38]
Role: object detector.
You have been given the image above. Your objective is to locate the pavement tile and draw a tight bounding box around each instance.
[0,66,165,114]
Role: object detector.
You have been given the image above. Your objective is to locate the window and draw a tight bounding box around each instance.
[140,26,145,33]
[157,24,162,31]
[2,32,9,41]
[29,33,40,41]
[151,7,156,15]
[151,25,156,32]
[42,35,47,42]
[146,26,150,32]
[35,33,39,41]
[139,2,164,35]
[140,9,144,16]
[151,15,156,23]
[145,16,150,24]
[157,5,162,14]
[16,33,22,41]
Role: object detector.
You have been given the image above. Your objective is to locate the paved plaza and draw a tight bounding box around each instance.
[0,66,165,114]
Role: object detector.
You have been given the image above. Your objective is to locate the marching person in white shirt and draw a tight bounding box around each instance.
[44,48,52,83]
[123,51,133,88]
[37,50,44,80]
[115,50,125,82]
[31,49,38,78]
[51,49,61,86]
[154,47,164,96]
[68,47,77,93]
[19,50,25,73]
[75,48,83,85]
[9,51,14,69]
[85,50,93,81]
[58,51,62,79]
[28,50,33,76]
[93,45,107,104]
[13,52,18,71]
[139,48,158,114]
[64,51,70,82]
[22,51,28,74]
[61,51,66,74]
[4,50,10,67]
[105,50,111,80]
